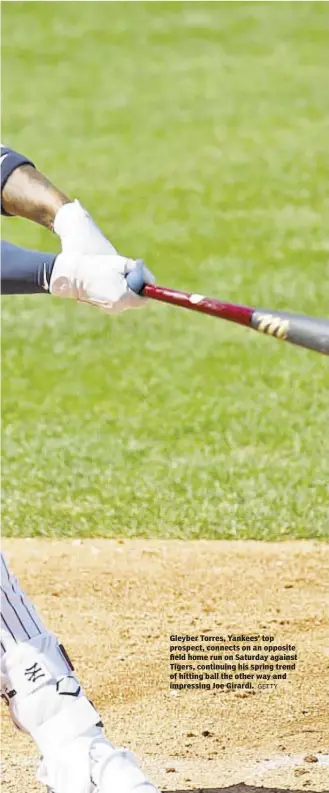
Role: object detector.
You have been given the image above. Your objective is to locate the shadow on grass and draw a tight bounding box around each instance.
[166,784,319,793]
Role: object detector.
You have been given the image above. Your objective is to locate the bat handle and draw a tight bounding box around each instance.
[126,260,147,295]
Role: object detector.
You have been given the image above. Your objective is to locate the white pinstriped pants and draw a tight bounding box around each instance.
[1,552,159,793]
[1,552,46,655]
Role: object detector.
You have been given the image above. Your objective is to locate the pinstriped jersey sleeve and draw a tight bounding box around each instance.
[1,144,35,215]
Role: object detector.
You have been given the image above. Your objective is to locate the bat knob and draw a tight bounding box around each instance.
[126,260,146,295]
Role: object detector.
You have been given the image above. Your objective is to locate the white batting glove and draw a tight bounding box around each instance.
[52,200,154,313]
[50,252,155,314]
[54,200,117,255]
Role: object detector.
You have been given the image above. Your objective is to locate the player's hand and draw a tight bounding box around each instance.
[52,199,154,313]
[54,199,118,255]
[50,251,155,314]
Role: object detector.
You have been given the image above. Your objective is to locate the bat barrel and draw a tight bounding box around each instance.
[251,309,329,355]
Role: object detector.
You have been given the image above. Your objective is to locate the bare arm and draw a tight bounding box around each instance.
[1,164,71,230]
[1,147,111,252]
[1,145,154,301]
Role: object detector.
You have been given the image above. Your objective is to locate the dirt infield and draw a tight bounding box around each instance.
[1,538,329,793]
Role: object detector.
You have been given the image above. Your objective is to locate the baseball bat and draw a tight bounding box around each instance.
[126,266,329,355]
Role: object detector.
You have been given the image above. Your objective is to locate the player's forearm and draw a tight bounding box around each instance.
[1,241,56,294]
[2,164,71,229]
[1,145,155,305]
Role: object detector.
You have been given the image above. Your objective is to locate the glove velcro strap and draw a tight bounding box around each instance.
[32,695,100,756]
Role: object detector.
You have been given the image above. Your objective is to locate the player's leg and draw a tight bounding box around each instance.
[1,553,159,793]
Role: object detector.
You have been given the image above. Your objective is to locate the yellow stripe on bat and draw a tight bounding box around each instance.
[255,314,290,339]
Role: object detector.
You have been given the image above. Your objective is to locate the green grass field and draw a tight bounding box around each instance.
[2,2,328,539]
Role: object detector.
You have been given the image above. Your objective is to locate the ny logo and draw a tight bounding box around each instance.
[24,663,45,683]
